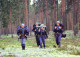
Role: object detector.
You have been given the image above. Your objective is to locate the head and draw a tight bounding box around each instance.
[21,24,25,28]
[40,24,44,29]
[35,22,39,26]
[56,21,60,26]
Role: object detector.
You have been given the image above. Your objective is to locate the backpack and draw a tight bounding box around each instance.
[17,26,29,40]
[17,26,29,35]
[55,24,64,29]
[24,26,29,32]
[18,26,21,30]
[18,26,29,31]
[33,24,36,28]
[33,24,41,28]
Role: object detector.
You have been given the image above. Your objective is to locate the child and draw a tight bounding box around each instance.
[54,21,63,47]
[17,24,29,50]
[38,24,48,48]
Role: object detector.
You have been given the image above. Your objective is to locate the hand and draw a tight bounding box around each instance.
[55,26,57,29]
[35,29,36,31]
[45,36,48,39]
[25,35,27,36]
[59,27,61,29]
[19,35,21,37]
[38,29,40,32]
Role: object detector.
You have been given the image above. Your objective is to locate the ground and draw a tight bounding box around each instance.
[0,32,80,57]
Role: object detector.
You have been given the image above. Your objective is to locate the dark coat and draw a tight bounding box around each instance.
[32,27,39,35]
[17,27,29,38]
[38,29,47,36]
[54,24,63,33]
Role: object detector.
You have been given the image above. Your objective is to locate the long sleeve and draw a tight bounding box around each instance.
[17,30,20,36]
[24,29,29,35]
[54,29,57,33]
[54,25,63,33]
[45,31,48,36]
[32,27,36,32]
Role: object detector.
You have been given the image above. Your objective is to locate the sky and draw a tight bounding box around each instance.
[30,0,61,5]
[30,0,33,5]
[30,0,38,5]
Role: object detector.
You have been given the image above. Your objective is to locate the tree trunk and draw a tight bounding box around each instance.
[77,0,80,31]
[56,0,58,20]
[78,0,80,30]
[33,0,36,23]
[67,10,72,30]
[0,21,1,37]
[73,0,78,35]
[10,8,13,38]
[52,0,56,29]
[41,0,44,23]
[66,0,73,30]
[62,0,66,30]
[25,0,28,26]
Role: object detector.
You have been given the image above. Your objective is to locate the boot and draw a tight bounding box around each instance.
[58,43,61,48]
[22,44,25,50]
[23,46,25,50]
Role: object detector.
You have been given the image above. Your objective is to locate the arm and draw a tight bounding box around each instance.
[32,27,36,32]
[17,30,22,37]
[54,26,57,33]
[17,30,20,36]
[59,29,63,33]
[38,29,41,35]
[24,29,29,36]
[60,24,64,29]
[53,24,57,32]
[45,31,48,38]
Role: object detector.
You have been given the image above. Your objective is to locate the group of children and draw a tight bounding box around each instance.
[17,21,65,50]
[32,23,48,48]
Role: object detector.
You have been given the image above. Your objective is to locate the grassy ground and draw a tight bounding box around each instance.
[0,33,80,57]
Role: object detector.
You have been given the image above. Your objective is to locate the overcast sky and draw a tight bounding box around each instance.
[30,0,33,5]
[30,0,61,5]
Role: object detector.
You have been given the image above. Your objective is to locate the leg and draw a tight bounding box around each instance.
[37,36,40,46]
[39,36,42,48]
[55,34,58,45]
[36,35,40,46]
[58,34,61,47]
[21,38,25,50]
[22,44,25,50]
[56,38,59,45]
[42,36,45,48]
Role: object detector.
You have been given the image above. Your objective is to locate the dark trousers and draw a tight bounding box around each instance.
[35,35,40,46]
[39,35,45,48]
[21,44,25,50]
[21,38,25,50]
[55,33,61,47]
